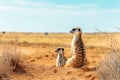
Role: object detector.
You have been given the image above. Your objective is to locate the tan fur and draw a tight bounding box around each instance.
[65,27,87,68]
[55,48,67,67]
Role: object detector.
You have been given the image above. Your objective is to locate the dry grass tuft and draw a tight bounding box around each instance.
[0,34,21,79]
[97,51,120,80]
[96,29,120,80]
[0,46,21,79]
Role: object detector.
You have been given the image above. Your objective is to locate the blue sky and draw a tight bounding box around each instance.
[0,0,120,32]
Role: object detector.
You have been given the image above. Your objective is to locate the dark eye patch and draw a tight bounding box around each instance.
[57,48,60,51]
[57,48,64,51]
[72,29,76,31]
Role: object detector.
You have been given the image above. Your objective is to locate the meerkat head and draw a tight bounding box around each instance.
[70,27,82,36]
[55,48,64,54]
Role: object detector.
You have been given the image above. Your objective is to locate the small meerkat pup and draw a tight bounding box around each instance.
[55,48,67,67]
[65,27,87,68]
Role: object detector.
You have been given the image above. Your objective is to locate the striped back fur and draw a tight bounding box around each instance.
[66,27,87,68]
[72,37,86,68]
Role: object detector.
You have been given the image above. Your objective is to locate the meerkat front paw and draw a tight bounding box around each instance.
[64,63,71,67]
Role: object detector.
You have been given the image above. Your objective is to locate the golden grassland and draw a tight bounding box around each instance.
[0,32,120,80]
[1,32,120,47]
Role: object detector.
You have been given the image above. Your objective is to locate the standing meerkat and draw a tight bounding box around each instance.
[55,47,67,67]
[65,27,87,68]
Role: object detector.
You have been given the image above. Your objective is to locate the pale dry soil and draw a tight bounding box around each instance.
[0,33,120,80]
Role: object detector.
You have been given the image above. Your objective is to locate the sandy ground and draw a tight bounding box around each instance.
[0,32,120,80]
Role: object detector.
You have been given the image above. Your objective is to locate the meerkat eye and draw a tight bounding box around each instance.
[72,29,76,31]
[57,48,60,51]
[78,29,81,31]
[62,48,64,51]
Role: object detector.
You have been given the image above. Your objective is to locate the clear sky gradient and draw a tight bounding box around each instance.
[0,0,120,32]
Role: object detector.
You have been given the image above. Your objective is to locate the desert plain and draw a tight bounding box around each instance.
[0,32,120,80]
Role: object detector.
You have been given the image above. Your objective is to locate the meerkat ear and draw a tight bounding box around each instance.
[78,28,81,31]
